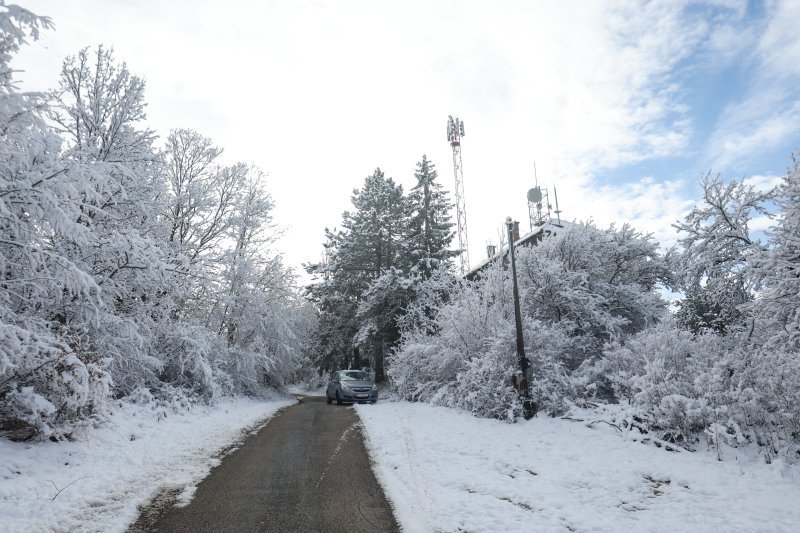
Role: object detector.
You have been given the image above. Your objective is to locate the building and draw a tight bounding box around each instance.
[465,219,571,281]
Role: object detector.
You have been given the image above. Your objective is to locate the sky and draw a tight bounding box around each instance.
[10,0,800,278]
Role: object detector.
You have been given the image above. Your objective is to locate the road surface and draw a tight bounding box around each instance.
[131,395,399,533]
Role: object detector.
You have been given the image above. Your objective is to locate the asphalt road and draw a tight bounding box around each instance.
[131,396,399,533]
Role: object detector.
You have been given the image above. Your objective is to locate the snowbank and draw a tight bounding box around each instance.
[0,396,295,532]
[356,401,800,533]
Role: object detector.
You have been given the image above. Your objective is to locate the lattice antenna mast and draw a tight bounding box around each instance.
[527,162,553,229]
[447,115,469,274]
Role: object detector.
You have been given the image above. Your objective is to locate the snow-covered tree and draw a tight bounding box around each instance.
[307,168,411,381]
[407,155,457,275]
[353,157,459,377]
[594,167,798,460]
[0,5,113,440]
[342,168,410,277]
[516,222,668,371]
[163,128,242,266]
[389,222,668,418]
[672,174,773,335]
[741,156,800,454]
[354,267,416,371]
[751,155,800,349]
[1,12,308,438]
[45,45,177,396]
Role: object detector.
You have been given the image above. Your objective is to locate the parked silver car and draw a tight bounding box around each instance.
[326,370,378,404]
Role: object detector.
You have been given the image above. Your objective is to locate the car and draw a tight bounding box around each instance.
[326,370,378,405]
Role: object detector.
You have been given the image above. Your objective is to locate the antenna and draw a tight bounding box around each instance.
[527,163,553,229]
[553,186,562,226]
[447,115,470,274]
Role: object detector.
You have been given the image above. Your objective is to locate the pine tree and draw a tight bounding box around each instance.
[342,168,410,278]
[306,168,411,381]
[407,155,457,276]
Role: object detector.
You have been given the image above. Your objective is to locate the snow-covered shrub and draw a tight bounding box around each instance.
[451,335,522,420]
[729,348,800,462]
[391,328,522,420]
[389,270,515,417]
[388,342,449,402]
[515,222,667,370]
[0,323,111,440]
[389,222,667,421]
[599,320,726,446]
[93,314,160,398]
[598,314,800,460]
[154,323,221,400]
[602,318,696,402]
[389,260,579,420]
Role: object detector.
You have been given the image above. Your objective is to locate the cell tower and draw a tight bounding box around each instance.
[527,163,562,229]
[447,115,469,274]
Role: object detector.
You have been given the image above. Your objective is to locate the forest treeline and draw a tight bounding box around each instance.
[0,7,312,440]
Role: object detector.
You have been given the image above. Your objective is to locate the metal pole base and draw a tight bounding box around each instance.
[522,399,537,420]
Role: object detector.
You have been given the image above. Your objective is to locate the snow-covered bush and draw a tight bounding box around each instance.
[600,320,720,445]
[390,267,513,418]
[450,336,522,420]
[390,257,578,419]
[515,222,667,370]
[598,315,800,461]
[154,323,221,400]
[0,323,111,440]
[389,222,667,421]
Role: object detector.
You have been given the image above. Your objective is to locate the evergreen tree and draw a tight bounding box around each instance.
[306,169,411,381]
[342,168,410,277]
[305,226,363,372]
[407,155,458,275]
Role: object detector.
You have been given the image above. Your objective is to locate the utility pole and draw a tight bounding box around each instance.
[506,217,536,420]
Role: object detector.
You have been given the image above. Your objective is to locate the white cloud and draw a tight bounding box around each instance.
[10,0,782,273]
[743,173,783,192]
[749,214,774,233]
[706,1,800,172]
[558,175,695,250]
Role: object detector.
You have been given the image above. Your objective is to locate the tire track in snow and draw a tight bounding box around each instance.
[397,405,442,532]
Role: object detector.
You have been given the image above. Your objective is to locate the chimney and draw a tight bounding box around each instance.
[512,221,520,243]
[487,245,496,259]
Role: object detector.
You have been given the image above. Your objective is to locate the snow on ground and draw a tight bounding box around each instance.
[285,382,327,396]
[356,401,800,533]
[0,395,295,532]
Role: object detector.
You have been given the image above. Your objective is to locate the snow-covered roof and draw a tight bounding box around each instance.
[465,219,573,280]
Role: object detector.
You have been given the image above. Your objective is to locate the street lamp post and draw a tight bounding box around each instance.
[506,217,536,420]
